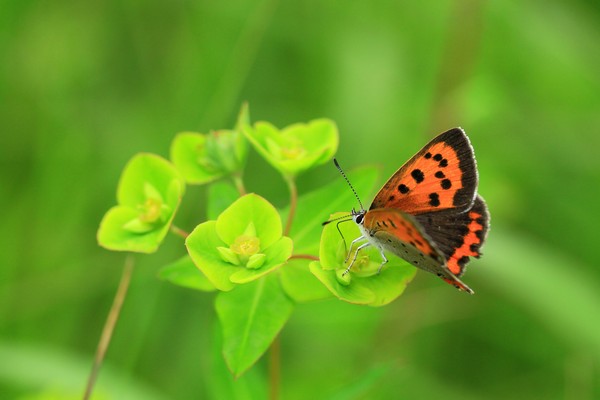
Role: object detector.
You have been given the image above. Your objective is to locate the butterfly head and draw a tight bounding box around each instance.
[351,207,366,225]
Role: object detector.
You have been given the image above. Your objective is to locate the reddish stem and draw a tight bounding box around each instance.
[83,255,135,400]
[170,225,189,239]
[284,178,297,236]
[290,254,319,261]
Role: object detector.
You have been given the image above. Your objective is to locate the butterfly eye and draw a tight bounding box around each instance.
[355,213,364,224]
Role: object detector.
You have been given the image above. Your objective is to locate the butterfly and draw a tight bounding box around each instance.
[330,128,489,294]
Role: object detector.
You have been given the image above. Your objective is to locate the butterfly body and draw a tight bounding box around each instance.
[341,128,489,294]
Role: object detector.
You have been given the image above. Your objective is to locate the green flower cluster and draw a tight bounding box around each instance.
[97,103,416,378]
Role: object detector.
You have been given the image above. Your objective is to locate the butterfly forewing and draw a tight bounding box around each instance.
[370,128,478,215]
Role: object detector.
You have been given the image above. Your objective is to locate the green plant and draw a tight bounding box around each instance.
[92,104,417,397]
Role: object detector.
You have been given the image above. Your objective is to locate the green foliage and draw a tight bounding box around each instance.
[170,104,249,185]
[7,2,600,398]
[95,104,420,382]
[97,153,185,253]
[216,274,294,377]
[158,256,216,292]
[243,119,338,179]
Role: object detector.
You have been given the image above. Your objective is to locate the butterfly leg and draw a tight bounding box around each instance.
[344,235,365,263]
[343,242,371,276]
[376,249,388,274]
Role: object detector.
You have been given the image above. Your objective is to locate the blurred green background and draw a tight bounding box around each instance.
[1,0,600,399]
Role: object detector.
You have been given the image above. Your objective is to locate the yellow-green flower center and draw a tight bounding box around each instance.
[139,197,163,223]
[280,145,306,160]
[230,235,260,256]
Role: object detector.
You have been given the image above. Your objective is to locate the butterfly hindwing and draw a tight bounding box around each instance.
[363,208,444,265]
[363,208,474,293]
[415,195,489,277]
[370,128,478,215]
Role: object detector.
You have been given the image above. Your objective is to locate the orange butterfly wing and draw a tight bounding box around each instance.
[363,208,442,261]
[363,208,475,293]
[370,128,478,214]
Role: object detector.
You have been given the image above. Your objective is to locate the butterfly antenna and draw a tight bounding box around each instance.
[322,214,353,226]
[333,158,365,211]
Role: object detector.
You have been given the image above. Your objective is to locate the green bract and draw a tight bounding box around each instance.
[243,119,338,178]
[186,194,293,291]
[158,255,216,292]
[170,104,249,184]
[97,153,185,253]
[310,212,417,306]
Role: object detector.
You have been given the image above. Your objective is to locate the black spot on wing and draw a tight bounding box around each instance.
[411,169,424,183]
[428,193,440,207]
[433,128,478,210]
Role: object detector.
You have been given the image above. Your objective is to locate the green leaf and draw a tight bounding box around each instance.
[216,275,294,377]
[206,323,267,400]
[186,221,239,291]
[234,102,251,132]
[309,262,376,305]
[170,103,249,185]
[116,153,184,208]
[216,194,282,249]
[97,153,184,253]
[170,132,225,184]
[311,212,416,306]
[158,255,216,292]
[207,181,240,220]
[279,259,333,303]
[243,119,338,178]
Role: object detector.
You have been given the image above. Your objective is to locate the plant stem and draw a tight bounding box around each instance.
[284,177,297,236]
[269,334,281,400]
[170,224,190,239]
[290,254,319,261]
[83,255,135,400]
[232,173,247,196]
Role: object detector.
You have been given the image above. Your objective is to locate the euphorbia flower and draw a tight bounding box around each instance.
[171,104,249,184]
[186,194,293,291]
[310,212,416,306]
[243,119,338,178]
[97,153,185,253]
